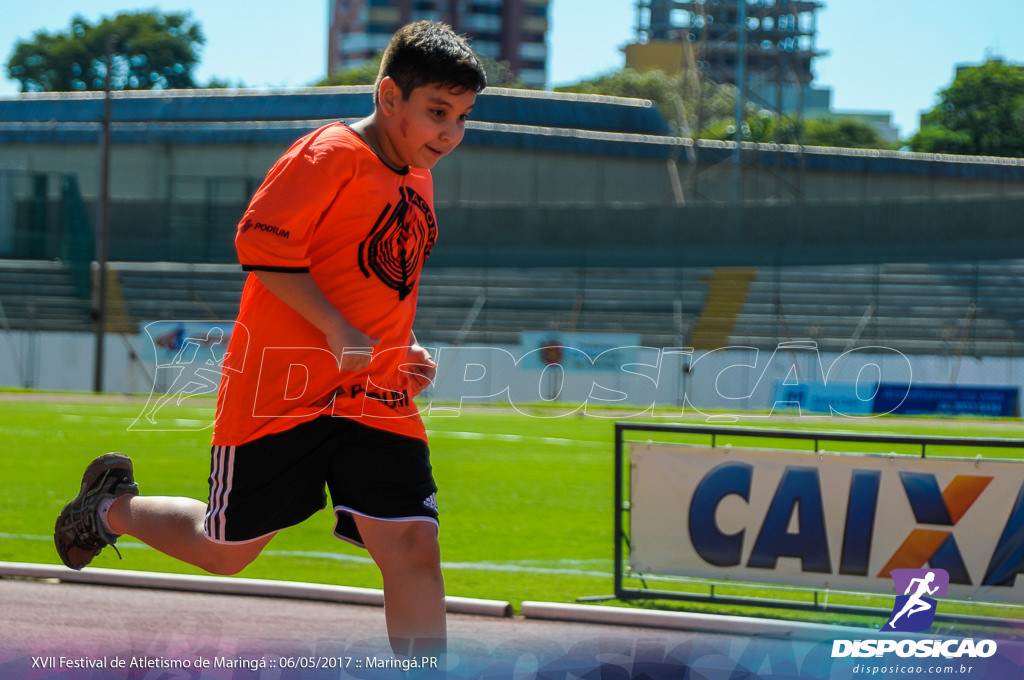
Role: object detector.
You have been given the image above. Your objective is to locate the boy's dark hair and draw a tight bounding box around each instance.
[374,21,487,107]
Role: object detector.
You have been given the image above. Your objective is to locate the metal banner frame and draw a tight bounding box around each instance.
[613,422,1024,620]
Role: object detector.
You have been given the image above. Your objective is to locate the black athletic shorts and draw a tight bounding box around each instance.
[204,416,438,548]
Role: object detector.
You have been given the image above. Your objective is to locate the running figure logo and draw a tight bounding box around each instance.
[885,568,949,632]
[129,321,236,432]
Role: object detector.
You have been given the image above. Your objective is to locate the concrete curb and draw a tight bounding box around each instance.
[521,601,875,641]
[0,561,512,618]
[0,561,883,640]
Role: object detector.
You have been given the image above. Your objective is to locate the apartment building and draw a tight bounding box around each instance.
[328,0,549,87]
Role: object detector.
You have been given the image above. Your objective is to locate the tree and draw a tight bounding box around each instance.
[315,55,381,87]
[907,125,974,155]
[559,66,898,151]
[703,110,778,143]
[909,59,1024,157]
[555,68,689,133]
[802,118,894,149]
[556,68,751,137]
[204,76,247,89]
[6,11,204,92]
[704,114,893,149]
[476,56,526,89]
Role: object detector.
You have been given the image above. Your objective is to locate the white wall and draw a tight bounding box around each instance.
[0,330,154,395]
[3,331,1020,421]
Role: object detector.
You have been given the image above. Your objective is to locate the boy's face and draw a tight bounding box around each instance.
[379,80,476,170]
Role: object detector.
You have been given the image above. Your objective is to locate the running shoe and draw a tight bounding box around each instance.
[54,453,139,570]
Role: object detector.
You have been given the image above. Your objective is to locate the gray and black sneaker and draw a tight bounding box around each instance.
[54,453,139,570]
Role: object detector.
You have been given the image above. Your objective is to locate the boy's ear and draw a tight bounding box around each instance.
[377,77,400,117]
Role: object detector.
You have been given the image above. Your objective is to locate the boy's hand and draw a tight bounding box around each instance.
[404,344,437,397]
[253,270,380,372]
[326,323,380,373]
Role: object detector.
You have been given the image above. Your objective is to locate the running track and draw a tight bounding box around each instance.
[4,569,1023,679]
[0,571,855,680]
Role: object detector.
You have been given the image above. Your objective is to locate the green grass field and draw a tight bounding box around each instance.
[1,395,618,608]
[5,392,1024,631]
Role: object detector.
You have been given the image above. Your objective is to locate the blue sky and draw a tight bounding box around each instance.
[2,1,1023,138]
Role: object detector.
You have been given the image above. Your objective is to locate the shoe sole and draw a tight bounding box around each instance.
[54,453,134,570]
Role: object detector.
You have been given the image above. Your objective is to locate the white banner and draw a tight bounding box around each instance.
[629,443,1024,603]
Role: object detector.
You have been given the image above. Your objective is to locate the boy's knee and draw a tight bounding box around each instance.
[374,522,441,571]
[201,545,261,576]
[402,524,441,562]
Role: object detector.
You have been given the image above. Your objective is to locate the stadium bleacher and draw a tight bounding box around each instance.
[3,259,1024,360]
[112,262,246,323]
[0,260,90,331]
[414,267,710,347]
[732,262,1024,356]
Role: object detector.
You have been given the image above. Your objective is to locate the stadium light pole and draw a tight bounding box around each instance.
[732,0,747,204]
[93,33,115,393]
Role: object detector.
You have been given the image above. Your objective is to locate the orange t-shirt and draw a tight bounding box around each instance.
[212,123,437,446]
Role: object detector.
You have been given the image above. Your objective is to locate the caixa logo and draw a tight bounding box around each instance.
[689,464,1024,587]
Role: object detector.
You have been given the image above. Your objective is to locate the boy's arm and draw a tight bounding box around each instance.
[254,270,379,372]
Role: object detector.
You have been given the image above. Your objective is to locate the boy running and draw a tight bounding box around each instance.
[54,21,486,657]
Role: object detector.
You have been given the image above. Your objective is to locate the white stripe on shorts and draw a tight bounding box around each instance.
[206,444,236,541]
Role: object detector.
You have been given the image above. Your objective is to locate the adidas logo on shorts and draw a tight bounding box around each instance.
[423,493,438,512]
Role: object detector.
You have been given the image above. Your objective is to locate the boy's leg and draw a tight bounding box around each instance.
[106,495,272,575]
[57,422,333,574]
[355,515,446,656]
[54,446,291,575]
